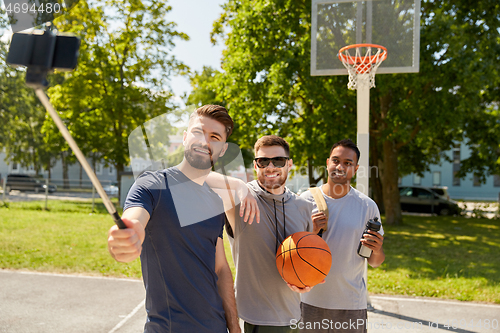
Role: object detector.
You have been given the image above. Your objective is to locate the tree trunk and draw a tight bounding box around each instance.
[378,92,401,225]
[307,157,324,187]
[370,138,385,214]
[381,139,402,225]
[79,163,83,189]
[61,152,70,190]
[308,158,316,186]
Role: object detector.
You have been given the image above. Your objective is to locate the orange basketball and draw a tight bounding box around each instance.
[276,231,332,288]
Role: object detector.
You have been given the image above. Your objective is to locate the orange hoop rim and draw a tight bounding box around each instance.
[338,43,388,65]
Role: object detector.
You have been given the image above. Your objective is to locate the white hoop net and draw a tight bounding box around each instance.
[338,45,387,90]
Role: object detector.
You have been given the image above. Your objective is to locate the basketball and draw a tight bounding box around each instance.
[275,231,332,288]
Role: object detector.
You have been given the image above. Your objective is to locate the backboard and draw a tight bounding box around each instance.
[311,0,420,76]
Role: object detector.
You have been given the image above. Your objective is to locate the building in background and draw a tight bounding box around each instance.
[399,142,500,201]
[0,149,118,190]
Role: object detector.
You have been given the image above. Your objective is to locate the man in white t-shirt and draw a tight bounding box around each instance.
[299,139,385,333]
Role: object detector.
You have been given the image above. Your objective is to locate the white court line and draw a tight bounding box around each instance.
[0,269,141,282]
[108,299,146,333]
[371,295,500,308]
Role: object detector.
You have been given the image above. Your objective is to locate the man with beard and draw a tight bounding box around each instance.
[299,139,385,333]
[216,135,317,333]
[107,105,248,333]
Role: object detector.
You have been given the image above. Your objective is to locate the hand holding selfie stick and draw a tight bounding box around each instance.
[7,27,126,229]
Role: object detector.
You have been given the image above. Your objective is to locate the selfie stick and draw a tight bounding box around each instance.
[35,89,127,229]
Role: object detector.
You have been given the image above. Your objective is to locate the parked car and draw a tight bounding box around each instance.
[399,186,460,216]
[103,182,119,196]
[427,186,451,201]
[5,174,57,193]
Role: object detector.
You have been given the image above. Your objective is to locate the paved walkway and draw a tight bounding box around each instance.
[0,270,146,333]
[1,269,498,333]
[368,295,499,333]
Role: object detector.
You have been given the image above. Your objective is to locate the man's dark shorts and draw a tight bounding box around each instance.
[300,303,367,333]
[244,321,299,333]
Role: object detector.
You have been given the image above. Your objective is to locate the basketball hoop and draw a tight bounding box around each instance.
[338,44,387,90]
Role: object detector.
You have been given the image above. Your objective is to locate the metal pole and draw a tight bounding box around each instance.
[35,89,125,229]
[356,73,372,309]
[1,175,6,202]
[92,185,96,213]
[44,178,49,210]
[356,74,370,197]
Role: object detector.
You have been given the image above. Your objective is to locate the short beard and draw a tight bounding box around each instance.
[184,145,214,170]
[330,176,349,185]
[258,172,288,192]
[329,170,351,185]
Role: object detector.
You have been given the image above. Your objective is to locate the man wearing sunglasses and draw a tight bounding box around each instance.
[221,135,318,333]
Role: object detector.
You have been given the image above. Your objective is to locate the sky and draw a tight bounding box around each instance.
[165,0,226,103]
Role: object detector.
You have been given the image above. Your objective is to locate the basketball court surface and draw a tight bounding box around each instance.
[1,269,498,333]
[0,270,146,333]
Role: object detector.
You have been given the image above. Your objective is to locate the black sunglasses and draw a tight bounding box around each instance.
[254,157,289,168]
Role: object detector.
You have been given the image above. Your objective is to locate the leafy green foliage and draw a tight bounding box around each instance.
[43,0,189,179]
[384,0,500,178]
[0,50,56,174]
[208,0,357,183]
[187,66,226,108]
[1,0,189,181]
[187,66,257,166]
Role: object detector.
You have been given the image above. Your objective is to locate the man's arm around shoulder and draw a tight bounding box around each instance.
[206,172,260,224]
[107,207,150,263]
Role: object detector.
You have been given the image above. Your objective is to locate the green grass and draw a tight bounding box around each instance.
[223,232,236,275]
[0,199,232,279]
[0,199,140,278]
[368,215,500,303]
[1,201,499,303]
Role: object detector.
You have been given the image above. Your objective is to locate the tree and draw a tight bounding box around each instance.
[0,51,57,176]
[46,0,188,187]
[452,2,500,182]
[458,106,500,181]
[208,0,499,224]
[0,10,71,180]
[210,0,356,183]
[186,66,226,108]
[369,0,500,224]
